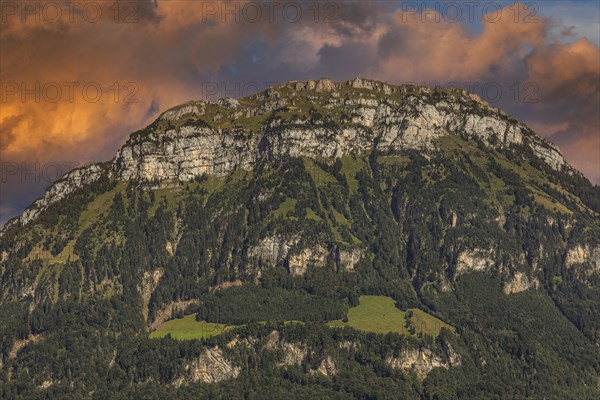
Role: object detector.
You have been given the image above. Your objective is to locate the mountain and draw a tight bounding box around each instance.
[1,78,599,399]
[1,78,572,229]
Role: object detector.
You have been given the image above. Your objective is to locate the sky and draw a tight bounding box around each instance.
[1,0,599,226]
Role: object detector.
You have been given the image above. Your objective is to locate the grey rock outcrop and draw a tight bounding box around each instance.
[503,272,538,294]
[265,330,308,367]
[386,344,460,379]
[566,245,600,271]
[456,248,496,275]
[175,347,240,385]
[337,248,363,271]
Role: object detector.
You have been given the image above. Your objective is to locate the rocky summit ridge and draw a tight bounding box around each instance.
[4,77,572,230]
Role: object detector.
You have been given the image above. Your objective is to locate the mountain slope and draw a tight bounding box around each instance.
[1,78,599,399]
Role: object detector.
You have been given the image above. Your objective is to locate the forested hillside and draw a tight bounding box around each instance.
[1,79,599,399]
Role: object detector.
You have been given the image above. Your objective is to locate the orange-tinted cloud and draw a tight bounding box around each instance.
[524,37,599,183]
[375,4,544,81]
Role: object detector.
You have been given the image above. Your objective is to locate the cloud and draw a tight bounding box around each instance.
[511,37,599,183]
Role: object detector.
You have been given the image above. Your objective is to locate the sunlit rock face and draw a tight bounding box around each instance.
[503,272,538,295]
[114,79,565,183]
[386,343,461,379]
[174,346,240,385]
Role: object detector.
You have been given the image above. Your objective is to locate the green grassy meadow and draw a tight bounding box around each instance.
[329,295,409,334]
[149,315,229,340]
[329,295,454,336]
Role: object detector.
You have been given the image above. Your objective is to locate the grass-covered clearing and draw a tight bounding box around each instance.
[329,296,454,337]
[274,197,297,218]
[149,315,229,340]
[329,295,408,334]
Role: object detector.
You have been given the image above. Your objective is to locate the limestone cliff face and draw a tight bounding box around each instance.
[172,330,456,385]
[265,330,308,367]
[386,344,460,379]
[503,272,538,295]
[247,236,362,275]
[3,78,570,232]
[456,248,496,275]
[138,269,164,322]
[314,355,337,377]
[337,248,363,272]
[248,235,296,269]
[114,78,566,182]
[565,245,600,283]
[174,346,240,385]
[566,245,600,271]
[287,246,328,276]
